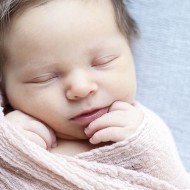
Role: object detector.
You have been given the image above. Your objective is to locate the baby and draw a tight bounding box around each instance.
[1,0,190,189]
[1,0,144,155]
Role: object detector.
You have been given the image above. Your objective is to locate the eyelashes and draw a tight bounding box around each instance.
[29,73,59,84]
[92,55,118,67]
[25,55,118,84]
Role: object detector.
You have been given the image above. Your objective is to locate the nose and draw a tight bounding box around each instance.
[65,71,98,101]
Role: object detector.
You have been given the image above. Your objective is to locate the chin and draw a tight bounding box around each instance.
[55,132,88,140]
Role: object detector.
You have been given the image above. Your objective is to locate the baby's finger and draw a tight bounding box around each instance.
[21,130,47,149]
[45,127,57,149]
[26,120,57,150]
[109,101,134,112]
[85,111,126,137]
[89,127,126,144]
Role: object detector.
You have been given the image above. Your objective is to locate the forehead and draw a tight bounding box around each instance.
[7,0,117,43]
[11,0,115,23]
[4,0,124,69]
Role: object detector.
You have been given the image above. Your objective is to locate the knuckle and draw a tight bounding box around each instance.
[100,128,112,140]
[31,120,45,128]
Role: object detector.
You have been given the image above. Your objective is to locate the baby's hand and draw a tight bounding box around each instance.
[85,101,144,144]
[5,110,57,150]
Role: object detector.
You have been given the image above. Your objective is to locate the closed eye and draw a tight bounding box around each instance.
[28,73,59,84]
[92,55,118,67]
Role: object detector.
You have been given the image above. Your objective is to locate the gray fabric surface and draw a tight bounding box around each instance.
[126,0,190,171]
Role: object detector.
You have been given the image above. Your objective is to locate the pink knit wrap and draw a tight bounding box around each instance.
[0,103,190,190]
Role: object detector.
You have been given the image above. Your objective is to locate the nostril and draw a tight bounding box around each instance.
[89,90,94,95]
[66,91,78,100]
[66,83,98,100]
[74,95,79,100]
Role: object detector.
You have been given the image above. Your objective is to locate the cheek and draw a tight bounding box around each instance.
[114,79,136,101]
[5,82,53,115]
[101,70,136,103]
[5,84,23,109]
[22,90,58,113]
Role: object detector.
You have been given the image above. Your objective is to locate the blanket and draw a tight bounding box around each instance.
[0,103,190,190]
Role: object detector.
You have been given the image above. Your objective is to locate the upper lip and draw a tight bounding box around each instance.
[71,107,107,119]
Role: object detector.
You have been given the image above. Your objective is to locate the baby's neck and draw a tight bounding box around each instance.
[50,139,107,156]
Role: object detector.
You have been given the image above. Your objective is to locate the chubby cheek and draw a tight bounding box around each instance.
[23,92,60,117]
[6,84,59,119]
[114,82,136,104]
[103,71,136,104]
[5,84,26,110]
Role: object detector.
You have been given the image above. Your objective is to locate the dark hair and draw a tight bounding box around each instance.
[0,0,138,108]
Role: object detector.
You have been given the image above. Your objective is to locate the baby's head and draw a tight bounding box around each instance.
[0,0,138,139]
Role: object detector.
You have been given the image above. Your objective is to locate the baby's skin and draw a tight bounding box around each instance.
[5,101,143,151]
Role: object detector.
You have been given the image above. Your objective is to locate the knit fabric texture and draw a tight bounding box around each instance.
[0,102,190,190]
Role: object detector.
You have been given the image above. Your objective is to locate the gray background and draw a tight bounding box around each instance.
[126,0,190,171]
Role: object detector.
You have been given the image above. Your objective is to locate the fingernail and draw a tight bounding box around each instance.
[85,128,92,137]
[89,137,95,144]
[84,127,89,134]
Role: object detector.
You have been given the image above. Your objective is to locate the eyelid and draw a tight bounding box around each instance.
[29,73,58,83]
[92,55,117,66]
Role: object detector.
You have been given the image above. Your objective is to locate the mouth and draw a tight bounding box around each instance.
[71,107,109,126]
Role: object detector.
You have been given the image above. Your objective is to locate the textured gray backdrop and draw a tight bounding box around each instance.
[126,0,190,171]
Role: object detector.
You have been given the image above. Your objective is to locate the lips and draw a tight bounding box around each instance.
[71,107,109,126]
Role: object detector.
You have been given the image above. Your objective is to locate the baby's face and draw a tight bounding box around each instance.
[4,0,136,140]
